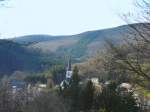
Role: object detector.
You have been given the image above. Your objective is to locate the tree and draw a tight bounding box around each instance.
[104,0,150,88]
[77,55,109,81]
[58,66,80,112]
[97,81,121,112]
[70,66,80,87]
[99,108,107,112]
[94,81,140,112]
[80,80,95,112]
[69,66,80,112]
[0,85,28,112]
[24,92,68,112]
[50,65,66,84]
[115,0,150,82]
[121,92,140,112]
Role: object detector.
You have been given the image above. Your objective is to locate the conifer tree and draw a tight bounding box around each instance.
[80,80,95,112]
[95,81,140,112]
[120,92,139,112]
[69,66,80,112]
[70,66,80,87]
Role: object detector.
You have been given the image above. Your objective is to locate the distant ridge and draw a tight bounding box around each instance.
[12,24,134,58]
[11,35,60,44]
[0,23,144,75]
[11,24,132,44]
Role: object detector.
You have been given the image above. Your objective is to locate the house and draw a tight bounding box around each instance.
[37,84,47,92]
[119,83,133,92]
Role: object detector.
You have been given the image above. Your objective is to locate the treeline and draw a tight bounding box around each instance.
[0,39,65,76]
[0,66,141,112]
[23,64,66,84]
[58,66,140,112]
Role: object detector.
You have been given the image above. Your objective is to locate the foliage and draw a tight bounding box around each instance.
[99,108,107,112]
[0,39,65,76]
[0,85,28,112]
[59,79,140,112]
[68,66,80,112]
[94,81,140,112]
[24,74,47,84]
[107,40,150,87]
[50,65,66,84]
[79,80,95,111]
[78,52,130,83]
[0,85,67,112]
[24,92,68,112]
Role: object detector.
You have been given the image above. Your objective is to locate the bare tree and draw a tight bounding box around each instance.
[24,92,68,112]
[107,0,150,85]
[0,85,28,112]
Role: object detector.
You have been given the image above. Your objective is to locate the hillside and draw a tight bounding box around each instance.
[12,24,132,59]
[0,23,143,75]
[12,35,65,44]
[0,40,60,76]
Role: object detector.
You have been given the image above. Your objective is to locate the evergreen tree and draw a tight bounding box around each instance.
[94,81,140,112]
[70,66,80,87]
[80,80,95,112]
[69,66,80,112]
[97,82,121,112]
[120,92,139,112]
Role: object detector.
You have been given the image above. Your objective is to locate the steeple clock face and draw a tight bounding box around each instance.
[66,71,72,79]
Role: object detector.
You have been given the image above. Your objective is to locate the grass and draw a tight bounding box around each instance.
[145,91,150,100]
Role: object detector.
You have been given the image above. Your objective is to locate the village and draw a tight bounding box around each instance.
[2,58,149,112]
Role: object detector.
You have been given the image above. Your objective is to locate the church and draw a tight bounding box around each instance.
[60,58,73,88]
[66,58,73,80]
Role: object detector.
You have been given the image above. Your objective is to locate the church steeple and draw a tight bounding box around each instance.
[60,57,73,88]
[66,57,72,79]
[67,58,71,71]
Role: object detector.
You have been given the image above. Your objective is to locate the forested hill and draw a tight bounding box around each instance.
[0,40,53,76]
[12,35,63,44]
[12,24,133,59]
[0,23,141,75]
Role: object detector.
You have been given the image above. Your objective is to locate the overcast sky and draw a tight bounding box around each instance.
[0,0,136,38]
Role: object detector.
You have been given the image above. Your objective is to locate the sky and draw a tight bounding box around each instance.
[0,0,136,38]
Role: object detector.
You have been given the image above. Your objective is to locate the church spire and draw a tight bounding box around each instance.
[66,57,72,79]
[67,57,71,71]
